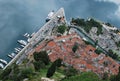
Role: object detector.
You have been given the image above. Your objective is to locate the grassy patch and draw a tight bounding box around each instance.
[29,63,65,81]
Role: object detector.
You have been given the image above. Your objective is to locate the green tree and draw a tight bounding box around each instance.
[102,72,108,80]
[113,29,119,33]
[94,49,103,54]
[110,75,116,81]
[72,43,79,53]
[12,63,19,74]
[34,52,41,61]
[108,49,119,60]
[46,62,56,78]
[105,22,112,27]
[9,64,20,81]
[54,58,62,67]
[64,66,78,77]
[33,51,50,65]
[71,18,86,26]
[86,19,102,35]
[33,61,45,71]
[20,67,34,79]
[71,18,103,35]
[0,67,12,80]
[95,40,98,46]
[46,58,62,78]
[110,67,120,81]
[115,41,120,47]
[57,25,67,34]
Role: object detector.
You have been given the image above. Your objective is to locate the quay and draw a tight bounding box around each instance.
[3,8,66,70]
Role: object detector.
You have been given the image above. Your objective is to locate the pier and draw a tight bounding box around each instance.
[3,8,66,70]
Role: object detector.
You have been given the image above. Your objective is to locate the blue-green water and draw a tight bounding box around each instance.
[0,0,120,60]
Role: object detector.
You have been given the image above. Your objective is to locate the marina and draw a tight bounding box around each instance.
[0,33,32,69]
[0,33,30,69]
[2,8,65,70]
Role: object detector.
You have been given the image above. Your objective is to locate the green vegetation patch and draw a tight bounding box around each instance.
[95,48,103,54]
[57,24,67,34]
[64,66,78,77]
[71,18,103,35]
[115,41,120,47]
[105,22,112,27]
[108,49,120,61]
[46,58,62,78]
[72,42,79,53]
[33,51,50,65]
[62,72,105,81]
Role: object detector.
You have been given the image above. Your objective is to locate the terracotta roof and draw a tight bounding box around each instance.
[47,41,56,47]
[35,43,45,52]
[34,33,120,77]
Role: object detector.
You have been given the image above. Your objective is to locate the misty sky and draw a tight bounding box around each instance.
[0,0,120,58]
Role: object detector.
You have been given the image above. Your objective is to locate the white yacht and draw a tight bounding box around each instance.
[8,53,16,59]
[0,63,4,69]
[0,59,8,65]
[14,50,19,54]
[46,10,54,22]
[24,33,30,38]
[24,33,28,36]
[27,38,31,42]
[17,40,27,46]
[8,54,13,58]
[17,47,22,51]
[21,45,25,48]
[15,48,20,52]
[47,11,54,19]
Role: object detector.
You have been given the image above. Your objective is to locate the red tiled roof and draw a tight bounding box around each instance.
[47,41,56,47]
[34,33,120,77]
[35,43,45,52]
